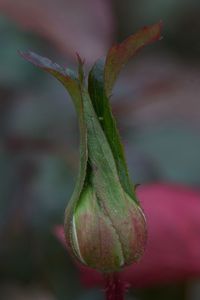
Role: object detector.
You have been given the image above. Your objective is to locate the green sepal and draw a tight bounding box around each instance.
[88,59,137,203]
[104,22,162,97]
[19,51,88,216]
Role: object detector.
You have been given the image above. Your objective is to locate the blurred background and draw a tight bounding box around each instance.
[0,0,200,299]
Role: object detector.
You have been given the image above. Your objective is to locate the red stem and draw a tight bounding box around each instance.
[104,273,125,300]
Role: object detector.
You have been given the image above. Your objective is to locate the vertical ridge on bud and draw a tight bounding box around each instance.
[72,214,85,265]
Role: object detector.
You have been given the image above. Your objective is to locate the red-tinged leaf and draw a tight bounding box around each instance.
[0,0,114,63]
[104,22,162,97]
[19,51,81,111]
[54,183,200,287]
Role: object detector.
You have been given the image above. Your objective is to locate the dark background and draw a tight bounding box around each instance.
[0,0,200,299]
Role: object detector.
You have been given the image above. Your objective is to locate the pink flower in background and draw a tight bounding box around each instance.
[54,183,200,288]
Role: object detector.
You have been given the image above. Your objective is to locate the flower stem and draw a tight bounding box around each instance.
[104,273,125,300]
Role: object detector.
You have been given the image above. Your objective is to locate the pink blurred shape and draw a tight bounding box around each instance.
[54,183,200,288]
[0,0,114,63]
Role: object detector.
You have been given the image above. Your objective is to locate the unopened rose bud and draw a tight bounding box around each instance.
[65,184,146,272]
[21,22,161,274]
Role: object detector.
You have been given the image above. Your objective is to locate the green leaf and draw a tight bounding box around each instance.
[19,51,81,113]
[19,51,88,227]
[88,60,137,202]
[104,22,162,97]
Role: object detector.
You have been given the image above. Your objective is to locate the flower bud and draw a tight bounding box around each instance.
[65,184,146,272]
[21,22,161,274]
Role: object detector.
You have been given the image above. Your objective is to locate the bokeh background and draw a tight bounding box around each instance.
[0,0,200,299]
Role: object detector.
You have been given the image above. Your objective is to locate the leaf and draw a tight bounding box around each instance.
[19,51,82,111]
[104,22,162,97]
[0,0,114,63]
[20,51,88,238]
[88,59,137,202]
